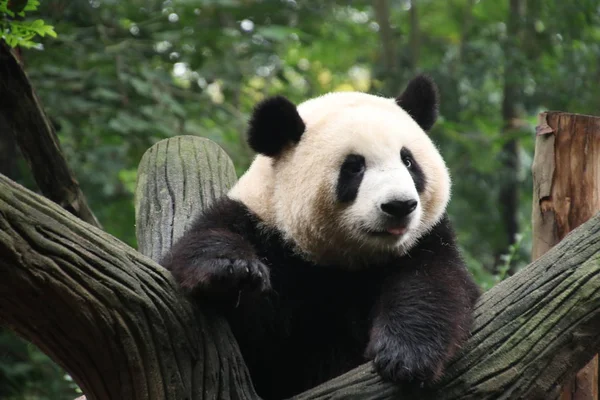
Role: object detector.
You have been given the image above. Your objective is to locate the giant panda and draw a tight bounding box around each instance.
[161,75,481,399]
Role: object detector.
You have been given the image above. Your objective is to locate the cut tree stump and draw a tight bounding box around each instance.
[0,135,599,399]
[135,136,237,262]
[532,111,600,400]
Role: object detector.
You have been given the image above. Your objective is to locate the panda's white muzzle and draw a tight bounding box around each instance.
[347,165,422,240]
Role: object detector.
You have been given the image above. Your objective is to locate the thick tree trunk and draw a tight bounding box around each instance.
[0,40,100,228]
[1,136,600,399]
[532,111,600,400]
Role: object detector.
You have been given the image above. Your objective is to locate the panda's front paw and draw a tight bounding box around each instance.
[170,256,271,295]
[365,332,443,384]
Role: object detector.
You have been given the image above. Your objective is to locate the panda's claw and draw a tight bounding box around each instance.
[172,256,271,295]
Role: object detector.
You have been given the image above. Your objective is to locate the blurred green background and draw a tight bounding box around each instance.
[1,0,600,398]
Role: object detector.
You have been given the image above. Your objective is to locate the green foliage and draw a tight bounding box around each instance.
[0,0,56,48]
[2,0,600,397]
[0,331,80,399]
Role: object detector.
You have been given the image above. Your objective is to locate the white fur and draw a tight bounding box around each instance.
[229,91,451,267]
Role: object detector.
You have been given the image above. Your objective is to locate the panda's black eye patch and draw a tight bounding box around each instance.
[341,154,366,175]
[401,147,426,193]
[337,154,366,203]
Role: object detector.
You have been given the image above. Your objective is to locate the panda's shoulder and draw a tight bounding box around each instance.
[206,195,249,218]
[210,196,293,251]
[196,195,262,236]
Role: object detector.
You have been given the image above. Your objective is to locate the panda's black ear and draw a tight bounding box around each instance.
[247,95,306,157]
[395,74,439,131]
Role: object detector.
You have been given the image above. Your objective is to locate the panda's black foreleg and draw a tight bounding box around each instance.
[365,262,478,385]
[160,198,272,296]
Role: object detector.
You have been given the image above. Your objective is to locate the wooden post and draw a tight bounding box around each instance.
[532,111,600,400]
[135,136,237,261]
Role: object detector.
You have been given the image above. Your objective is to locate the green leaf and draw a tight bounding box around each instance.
[24,0,40,12]
[36,23,57,38]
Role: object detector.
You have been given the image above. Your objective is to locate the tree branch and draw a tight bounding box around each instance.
[0,136,599,399]
[0,41,100,228]
[0,172,257,400]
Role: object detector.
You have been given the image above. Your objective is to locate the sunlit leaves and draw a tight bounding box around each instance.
[0,0,56,48]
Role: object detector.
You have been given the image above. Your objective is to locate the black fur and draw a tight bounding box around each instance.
[401,147,426,193]
[247,95,306,157]
[336,154,366,203]
[396,75,439,131]
[161,198,480,399]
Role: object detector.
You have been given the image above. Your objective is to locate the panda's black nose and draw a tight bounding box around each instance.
[380,199,418,219]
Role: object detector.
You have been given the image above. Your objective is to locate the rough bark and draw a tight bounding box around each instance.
[0,40,100,228]
[135,136,237,262]
[533,111,600,400]
[0,173,257,400]
[1,136,600,399]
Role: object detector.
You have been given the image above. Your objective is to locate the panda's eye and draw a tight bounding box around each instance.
[341,154,366,175]
[400,147,415,169]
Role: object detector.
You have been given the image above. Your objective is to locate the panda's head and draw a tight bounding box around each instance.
[229,75,450,266]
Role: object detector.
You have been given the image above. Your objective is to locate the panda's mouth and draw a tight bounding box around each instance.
[364,225,408,237]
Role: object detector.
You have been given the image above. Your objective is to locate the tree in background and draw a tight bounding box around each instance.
[1,0,600,397]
